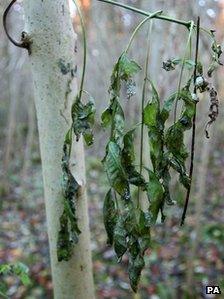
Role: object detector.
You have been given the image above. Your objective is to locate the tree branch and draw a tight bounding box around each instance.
[3,0,31,53]
[97,0,193,28]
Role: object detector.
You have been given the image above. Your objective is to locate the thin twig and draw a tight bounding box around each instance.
[3,0,30,52]
[173,21,194,122]
[181,17,200,226]
[125,11,162,53]
[72,0,87,100]
[137,22,152,209]
[97,0,193,28]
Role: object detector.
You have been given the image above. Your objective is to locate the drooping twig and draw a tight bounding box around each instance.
[181,17,200,226]
[125,11,162,53]
[3,0,31,53]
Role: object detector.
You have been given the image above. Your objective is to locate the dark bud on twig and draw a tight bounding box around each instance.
[162,59,176,71]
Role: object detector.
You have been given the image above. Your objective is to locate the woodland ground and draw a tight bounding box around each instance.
[0,130,224,299]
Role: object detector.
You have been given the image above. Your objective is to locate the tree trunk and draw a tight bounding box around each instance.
[23,1,95,298]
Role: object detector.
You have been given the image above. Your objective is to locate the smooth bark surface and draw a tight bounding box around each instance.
[23,1,95,298]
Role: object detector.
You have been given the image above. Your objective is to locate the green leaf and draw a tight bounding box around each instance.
[103,189,118,245]
[146,170,164,224]
[0,263,31,286]
[143,101,159,127]
[13,263,31,286]
[118,53,141,81]
[103,141,130,199]
[101,107,112,128]
[0,265,11,275]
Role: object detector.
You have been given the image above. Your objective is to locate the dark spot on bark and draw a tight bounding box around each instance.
[58,59,71,75]
[61,4,65,15]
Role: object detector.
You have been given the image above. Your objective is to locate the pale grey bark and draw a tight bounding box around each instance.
[23,1,95,298]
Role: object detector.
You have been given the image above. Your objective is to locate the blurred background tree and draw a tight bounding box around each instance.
[0,0,224,298]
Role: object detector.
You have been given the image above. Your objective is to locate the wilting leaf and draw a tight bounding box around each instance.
[165,122,188,160]
[113,100,125,145]
[160,92,177,124]
[162,59,177,71]
[122,129,135,165]
[57,142,81,262]
[123,204,138,235]
[103,141,130,199]
[205,87,219,138]
[163,58,195,71]
[128,253,145,293]
[122,130,145,187]
[57,212,73,261]
[103,189,118,245]
[143,81,163,173]
[72,96,96,146]
[110,53,141,96]
[208,39,223,77]
[139,211,151,234]
[169,155,191,189]
[114,216,127,260]
[146,170,164,224]
[180,89,195,122]
[138,211,151,253]
[148,127,163,172]
[161,161,173,206]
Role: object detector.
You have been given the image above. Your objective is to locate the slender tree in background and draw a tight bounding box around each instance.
[22,0,95,298]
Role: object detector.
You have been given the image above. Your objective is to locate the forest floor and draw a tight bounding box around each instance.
[1,137,224,299]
